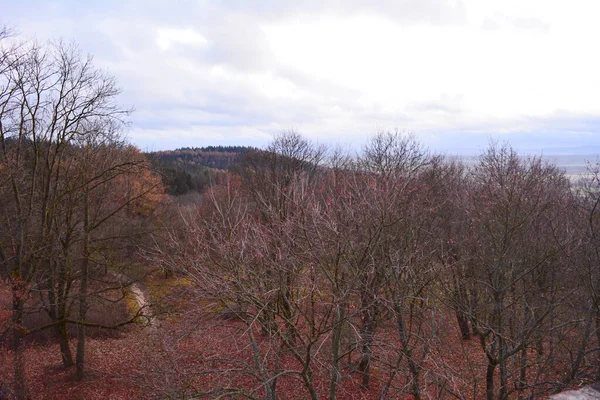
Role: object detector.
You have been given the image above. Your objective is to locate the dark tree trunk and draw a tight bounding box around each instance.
[302,367,319,400]
[499,354,508,400]
[394,301,421,400]
[330,305,345,400]
[11,298,27,400]
[563,306,594,386]
[517,346,527,399]
[54,321,74,367]
[76,190,89,380]
[451,254,471,340]
[596,306,600,380]
[486,361,496,400]
[46,280,74,367]
[358,302,377,389]
[280,275,298,348]
[456,310,471,340]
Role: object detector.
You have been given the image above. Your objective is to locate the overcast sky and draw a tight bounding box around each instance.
[2,0,600,154]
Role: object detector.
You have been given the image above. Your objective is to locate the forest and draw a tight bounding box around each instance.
[146,146,253,196]
[2,30,600,400]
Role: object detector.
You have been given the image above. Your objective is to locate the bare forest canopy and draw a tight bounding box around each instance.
[149,131,600,400]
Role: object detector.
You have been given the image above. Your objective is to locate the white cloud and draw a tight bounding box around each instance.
[155,27,208,51]
[260,7,600,123]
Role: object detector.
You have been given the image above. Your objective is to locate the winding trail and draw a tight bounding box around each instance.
[106,270,157,330]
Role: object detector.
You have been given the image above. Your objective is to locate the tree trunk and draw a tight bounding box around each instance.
[76,189,90,380]
[596,306,600,381]
[517,345,527,399]
[330,304,345,400]
[358,307,376,388]
[46,278,74,367]
[456,310,471,340]
[564,306,594,386]
[11,297,27,400]
[499,356,508,400]
[302,367,319,400]
[486,361,496,400]
[265,381,277,400]
[358,283,379,389]
[394,301,421,400]
[452,257,471,340]
[54,321,74,367]
[280,276,298,348]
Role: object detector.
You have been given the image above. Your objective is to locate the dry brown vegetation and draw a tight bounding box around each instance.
[145,132,600,400]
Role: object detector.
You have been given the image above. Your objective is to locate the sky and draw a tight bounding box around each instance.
[2,0,600,155]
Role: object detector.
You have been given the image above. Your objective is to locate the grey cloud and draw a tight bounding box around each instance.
[203,14,273,72]
[4,0,599,154]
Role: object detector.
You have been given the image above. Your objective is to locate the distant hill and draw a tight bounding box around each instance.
[146,146,257,195]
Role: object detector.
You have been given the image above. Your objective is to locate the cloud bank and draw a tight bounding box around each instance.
[2,0,600,154]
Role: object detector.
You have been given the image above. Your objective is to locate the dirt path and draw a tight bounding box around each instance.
[106,270,157,330]
[130,281,156,328]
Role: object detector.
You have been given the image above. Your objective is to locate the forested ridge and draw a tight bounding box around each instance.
[146,146,255,195]
[3,29,600,400]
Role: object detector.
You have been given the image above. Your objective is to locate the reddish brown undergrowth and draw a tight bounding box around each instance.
[1,271,592,399]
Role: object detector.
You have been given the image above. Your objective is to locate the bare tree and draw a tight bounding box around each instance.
[148,129,600,400]
[354,131,434,395]
[463,143,575,400]
[155,133,327,399]
[573,160,600,382]
[0,34,160,392]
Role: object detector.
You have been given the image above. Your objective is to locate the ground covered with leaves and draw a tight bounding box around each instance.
[0,269,583,399]
[0,271,463,399]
